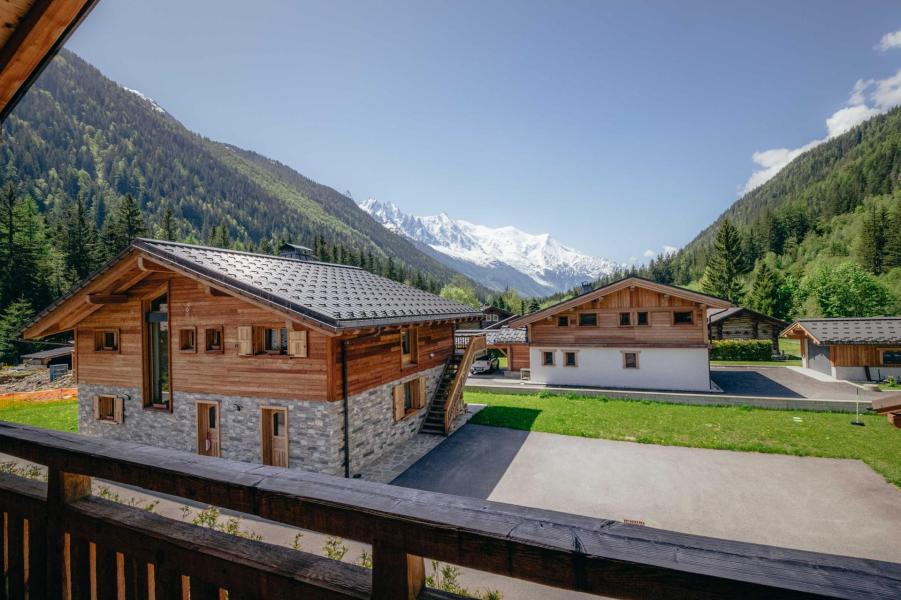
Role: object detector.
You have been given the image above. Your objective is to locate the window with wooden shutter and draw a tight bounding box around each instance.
[237,326,253,356]
[94,395,119,422]
[392,384,405,421]
[416,377,427,409]
[288,330,308,357]
[113,396,124,424]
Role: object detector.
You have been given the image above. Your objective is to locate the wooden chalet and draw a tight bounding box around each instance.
[23,239,483,474]
[510,277,733,391]
[782,317,901,382]
[707,306,788,351]
[2,5,899,599]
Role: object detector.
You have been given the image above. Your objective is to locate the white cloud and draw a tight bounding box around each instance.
[663,245,678,256]
[740,64,901,195]
[643,249,655,258]
[877,30,901,51]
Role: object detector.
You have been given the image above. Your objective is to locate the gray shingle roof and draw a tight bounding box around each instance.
[486,327,527,345]
[135,239,481,330]
[21,346,73,360]
[792,317,901,345]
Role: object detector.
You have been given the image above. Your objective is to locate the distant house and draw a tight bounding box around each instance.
[22,239,481,476]
[20,345,73,368]
[509,277,732,392]
[459,305,515,330]
[485,327,529,373]
[782,317,901,382]
[707,307,788,351]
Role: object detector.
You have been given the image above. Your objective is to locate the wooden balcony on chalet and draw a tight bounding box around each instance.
[0,421,898,599]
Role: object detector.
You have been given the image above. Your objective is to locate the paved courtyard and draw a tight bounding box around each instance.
[393,423,901,563]
[710,365,880,400]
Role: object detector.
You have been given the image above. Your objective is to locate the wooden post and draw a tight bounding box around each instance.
[371,541,424,600]
[46,470,91,599]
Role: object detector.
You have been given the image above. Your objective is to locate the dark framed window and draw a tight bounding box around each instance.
[564,351,577,367]
[145,293,170,409]
[557,315,570,327]
[262,327,288,354]
[619,312,631,326]
[636,312,649,326]
[882,350,901,365]
[673,311,694,325]
[542,351,555,366]
[205,326,224,353]
[178,327,196,352]
[94,329,119,352]
[623,352,639,369]
[579,313,598,327]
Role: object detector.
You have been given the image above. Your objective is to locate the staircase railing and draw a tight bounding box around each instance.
[444,334,486,433]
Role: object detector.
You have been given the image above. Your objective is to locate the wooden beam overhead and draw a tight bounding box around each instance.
[137,256,174,273]
[85,293,128,305]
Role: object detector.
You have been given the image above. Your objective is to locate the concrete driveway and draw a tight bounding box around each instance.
[711,365,879,400]
[393,424,901,563]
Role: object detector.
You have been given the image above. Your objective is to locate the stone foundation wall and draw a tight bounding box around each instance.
[77,363,444,476]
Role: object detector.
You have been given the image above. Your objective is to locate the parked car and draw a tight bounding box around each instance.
[471,356,499,375]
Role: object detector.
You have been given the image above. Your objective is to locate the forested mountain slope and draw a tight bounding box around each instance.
[0,49,466,286]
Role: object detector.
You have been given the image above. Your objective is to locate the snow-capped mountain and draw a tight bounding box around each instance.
[359,198,618,296]
[121,86,168,115]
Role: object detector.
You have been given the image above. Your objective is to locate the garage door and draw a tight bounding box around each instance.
[808,343,832,376]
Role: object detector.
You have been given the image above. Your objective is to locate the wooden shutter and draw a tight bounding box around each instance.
[417,377,428,409]
[393,385,405,421]
[288,330,308,358]
[92,396,100,420]
[237,326,253,356]
[113,396,124,424]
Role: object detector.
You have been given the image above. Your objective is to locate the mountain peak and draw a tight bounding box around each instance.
[360,199,618,295]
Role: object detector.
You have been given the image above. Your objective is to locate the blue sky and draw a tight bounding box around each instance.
[66,1,901,263]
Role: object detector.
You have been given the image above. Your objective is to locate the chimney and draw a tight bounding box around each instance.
[278,243,314,261]
[581,281,593,294]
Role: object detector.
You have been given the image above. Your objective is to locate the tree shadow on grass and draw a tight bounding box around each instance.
[391,411,541,499]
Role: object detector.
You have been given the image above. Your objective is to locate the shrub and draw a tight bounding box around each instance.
[710,339,772,361]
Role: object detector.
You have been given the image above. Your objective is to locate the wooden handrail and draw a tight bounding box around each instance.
[0,421,900,599]
[444,334,486,433]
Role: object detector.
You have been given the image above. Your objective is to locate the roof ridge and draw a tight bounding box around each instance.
[797,316,901,321]
[133,238,363,270]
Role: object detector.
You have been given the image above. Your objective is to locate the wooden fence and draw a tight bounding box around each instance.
[0,421,899,599]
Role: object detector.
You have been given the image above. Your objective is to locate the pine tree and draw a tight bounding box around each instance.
[0,298,35,363]
[746,262,780,317]
[529,299,540,313]
[701,219,745,303]
[885,206,901,270]
[856,203,887,274]
[103,194,147,255]
[0,185,53,310]
[60,194,102,281]
[159,205,176,241]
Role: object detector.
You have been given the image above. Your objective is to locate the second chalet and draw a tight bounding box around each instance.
[22,239,482,476]
[509,277,733,391]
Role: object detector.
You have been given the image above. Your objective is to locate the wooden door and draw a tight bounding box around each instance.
[262,407,288,467]
[196,402,220,457]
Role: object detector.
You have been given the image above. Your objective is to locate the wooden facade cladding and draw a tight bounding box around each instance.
[528,286,709,347]
[331,323,455,400]
[830,344,901,367]
[69,268,459,403]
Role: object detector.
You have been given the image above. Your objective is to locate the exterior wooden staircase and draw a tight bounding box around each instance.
[420,333,486,435]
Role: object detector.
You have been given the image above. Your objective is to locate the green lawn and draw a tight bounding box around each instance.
[465,390,901,488]
[0,398,78,432]
[710,338,802,367]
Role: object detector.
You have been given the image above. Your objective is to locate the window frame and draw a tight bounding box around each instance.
[393,377,426,422]
[93,329,120,353]
[578,313,598,327]
[623,351,639,369]
[204,326,224,353]
[563,351,578,368]
[880,348,901,366]
[557,315,570,327]
[619,312,631,327]
[97,395,115,421]
[636,311,649,326]
[541,350,555,367]
[258,326,288,355]
[673,310,694,325]
[401,326,419,367]
[178,327,197,353]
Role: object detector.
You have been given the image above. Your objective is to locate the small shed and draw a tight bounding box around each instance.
[20,345,73,368]
[708,307,788,351]
[486,327,529,372]
[782,317,901,382]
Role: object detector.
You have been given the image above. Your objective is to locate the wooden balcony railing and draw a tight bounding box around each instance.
[445,334,486,433]
[0,421,899,599]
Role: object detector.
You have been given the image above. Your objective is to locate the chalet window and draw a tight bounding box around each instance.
[205,326,224,353]
[564,351,577,367]
[882,349,901,365]
[145,293,170,409]
[542,351,555,366]
[619,312,631,326]
[636,312,649,326]
[401,327,419,366]
[578,313,597,327]
[263,327,288,354]
[673,311,694,325]
[557,315,570,327]
[93,395,123,424]
[93,329,119,352]
[178,327,196,352]
[623,352,639,369]
[393,377,426,421]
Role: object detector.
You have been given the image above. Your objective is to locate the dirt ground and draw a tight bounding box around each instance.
[0,366,74,394]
